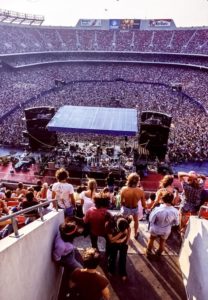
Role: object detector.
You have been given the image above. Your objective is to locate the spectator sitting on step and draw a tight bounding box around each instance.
[53,221,83,275]
[33,180,42,194]
[16,182,27,197]
[0,197,13,239]
[69,247,110,300]
[37,182,48,200]
[20,191,39,224]
[37,182,53,214]
[3,189,17,203]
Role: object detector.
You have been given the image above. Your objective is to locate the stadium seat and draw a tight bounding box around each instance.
[16,215,26,228]
[7,200,19,207]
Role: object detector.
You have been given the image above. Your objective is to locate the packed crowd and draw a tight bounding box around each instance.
[0,21,207,300]
[0,24,207,55]
[0,63,207,162]
[1,168,207,299]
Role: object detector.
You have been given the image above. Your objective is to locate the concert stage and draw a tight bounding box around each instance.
[47,106,138,136]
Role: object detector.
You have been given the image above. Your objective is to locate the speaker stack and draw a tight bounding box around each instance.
[23,106,57,150]
[138,111,172,160]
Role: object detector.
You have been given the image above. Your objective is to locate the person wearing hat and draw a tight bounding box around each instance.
[178,171,206,213]
[105,215,131,281]
[178,171,206,233]
[53,222,83,274]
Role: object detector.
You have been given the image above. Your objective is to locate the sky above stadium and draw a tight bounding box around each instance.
[0,0,208,27]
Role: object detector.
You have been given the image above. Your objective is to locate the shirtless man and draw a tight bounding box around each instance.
[120,173,146,239]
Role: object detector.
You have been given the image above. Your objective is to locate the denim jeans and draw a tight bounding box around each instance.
[107,243,128,276]
[60,249,83,274]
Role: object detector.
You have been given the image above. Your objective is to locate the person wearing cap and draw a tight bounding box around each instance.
[53,222,83,274]
[178,171,206,232]
[178,171,206,213]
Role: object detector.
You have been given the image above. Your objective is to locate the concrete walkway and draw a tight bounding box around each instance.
[58,221,187,300]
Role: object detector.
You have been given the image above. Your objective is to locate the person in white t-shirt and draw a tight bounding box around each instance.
[52,168,75,217]
[80,179,97,215]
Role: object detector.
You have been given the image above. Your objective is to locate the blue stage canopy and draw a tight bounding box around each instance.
[47,105,138,136]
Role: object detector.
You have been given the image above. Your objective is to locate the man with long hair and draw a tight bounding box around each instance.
[52,168,75,218]
[151,174,179,209]
[120,172,146,239]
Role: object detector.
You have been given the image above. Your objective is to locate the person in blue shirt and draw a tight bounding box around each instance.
[53,222,83,274]
[146,192,179,256]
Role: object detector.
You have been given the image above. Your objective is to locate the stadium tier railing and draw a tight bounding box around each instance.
[0,199,58,238]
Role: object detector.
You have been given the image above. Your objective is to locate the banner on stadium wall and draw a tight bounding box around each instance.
[120,19,140,29]
[149,19,172,27]
[80,19,102,27]
[109,19,140,29]
[109,19,120,29]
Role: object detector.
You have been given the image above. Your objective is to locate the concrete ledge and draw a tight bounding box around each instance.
[179,216,208,300]
[0,210,64,300]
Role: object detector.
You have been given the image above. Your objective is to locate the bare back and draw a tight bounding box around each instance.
[121,187,145,208]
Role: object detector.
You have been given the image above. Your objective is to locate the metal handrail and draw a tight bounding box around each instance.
[0,199,59,238]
